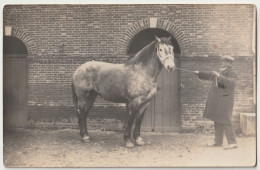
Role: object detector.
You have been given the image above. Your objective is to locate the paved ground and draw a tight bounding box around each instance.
[3,128,256,168]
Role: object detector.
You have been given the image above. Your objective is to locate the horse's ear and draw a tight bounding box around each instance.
[155,35,161,42]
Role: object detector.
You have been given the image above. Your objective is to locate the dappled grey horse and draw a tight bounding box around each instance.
[71,36,176,147]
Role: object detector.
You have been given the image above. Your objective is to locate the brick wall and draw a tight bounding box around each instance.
[3,4,256,131]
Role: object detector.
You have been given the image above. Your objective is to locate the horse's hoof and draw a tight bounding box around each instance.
[135,137,145,146]
[125,140,135,148]
[81,135,90,143]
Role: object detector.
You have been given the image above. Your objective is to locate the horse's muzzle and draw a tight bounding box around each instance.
[167,65,176,72]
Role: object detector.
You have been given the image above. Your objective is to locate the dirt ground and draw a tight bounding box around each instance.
[3,128,256,168]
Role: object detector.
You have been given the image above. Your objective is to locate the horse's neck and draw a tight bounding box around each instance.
[146,53,163,79]
[126,41,163,79]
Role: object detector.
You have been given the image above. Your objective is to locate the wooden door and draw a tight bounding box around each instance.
[141,59,180,132]
[3,55,27,128]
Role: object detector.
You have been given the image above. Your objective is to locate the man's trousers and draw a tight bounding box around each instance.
[214,121,237,144]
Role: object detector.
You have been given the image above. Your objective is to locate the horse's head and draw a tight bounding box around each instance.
[155,36,176,72]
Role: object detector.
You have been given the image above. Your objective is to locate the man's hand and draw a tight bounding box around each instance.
[193,70,199,75]
[212,71,220,77]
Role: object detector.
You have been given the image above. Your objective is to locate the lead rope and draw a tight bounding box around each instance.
[175,67,214,85]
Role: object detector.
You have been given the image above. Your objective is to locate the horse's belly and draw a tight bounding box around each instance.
[98,85,128,103]
[102,95,128,103]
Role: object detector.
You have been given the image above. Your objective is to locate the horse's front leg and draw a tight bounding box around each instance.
[124,87,157,148]
[124,104,137,148]
[133,102,150,146]
[128,86,157,110]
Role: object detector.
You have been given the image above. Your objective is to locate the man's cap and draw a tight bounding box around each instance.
[220,55,235,61]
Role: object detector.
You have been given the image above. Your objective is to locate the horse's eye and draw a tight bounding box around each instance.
[159,49,163,52]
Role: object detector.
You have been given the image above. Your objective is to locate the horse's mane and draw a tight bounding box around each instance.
[125,40,157,66]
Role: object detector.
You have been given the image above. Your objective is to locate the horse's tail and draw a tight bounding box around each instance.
[71,82,78,108]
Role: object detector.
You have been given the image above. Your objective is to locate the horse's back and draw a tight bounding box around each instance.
[73,61,123,79]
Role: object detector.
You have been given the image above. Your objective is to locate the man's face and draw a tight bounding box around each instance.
[219,59,232,70]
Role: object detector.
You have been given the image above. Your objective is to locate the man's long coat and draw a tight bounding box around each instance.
[198,66,237,124]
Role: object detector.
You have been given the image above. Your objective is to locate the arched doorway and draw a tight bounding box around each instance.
[127,28,181,57]
[127,28,181,132]
[3,36,28,128]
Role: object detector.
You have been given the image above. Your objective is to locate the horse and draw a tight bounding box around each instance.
[71,36,176,148]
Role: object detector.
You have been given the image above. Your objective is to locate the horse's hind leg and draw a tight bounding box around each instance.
[77,90,98,142]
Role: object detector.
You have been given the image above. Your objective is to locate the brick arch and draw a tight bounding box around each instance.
[118,18,190,55]
[9,27,37,55]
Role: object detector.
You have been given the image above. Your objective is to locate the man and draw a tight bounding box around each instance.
[193,55,237,150]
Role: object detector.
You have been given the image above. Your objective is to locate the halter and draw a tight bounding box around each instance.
[161,55,172,66]
[156,44,173,66]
